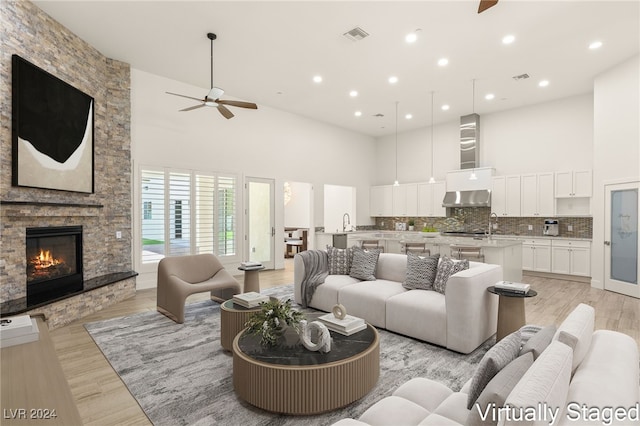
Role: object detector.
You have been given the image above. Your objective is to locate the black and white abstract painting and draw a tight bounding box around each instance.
[12,55,94,193]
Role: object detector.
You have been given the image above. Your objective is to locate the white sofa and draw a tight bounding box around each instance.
[294,251,502,354]
[333,303,640,426]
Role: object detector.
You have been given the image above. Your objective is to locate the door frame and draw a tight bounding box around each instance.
[245,177,276,270]
[604,180,640,298]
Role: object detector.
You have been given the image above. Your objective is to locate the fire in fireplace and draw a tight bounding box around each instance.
[26,226,83,307]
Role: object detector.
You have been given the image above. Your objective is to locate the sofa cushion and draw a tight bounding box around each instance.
[392,377,453,413]
[385,290,447,347]
[327,246,354,275]
[375,253,409,282]
[502,340,573,426]
[434,256,469,294]
[466,352,534,426]
[338,280,405,328]
[308,274,361,312]
[358,396,430,426]
[349,247,381,281]
[431,392,470,425]
[403,253,440,290]
[519,324,557,360]
[467,330,521,409]
[552,303,594,374]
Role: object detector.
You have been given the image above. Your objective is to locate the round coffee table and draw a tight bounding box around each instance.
[232,317,380,414]
[487,286,538,342]
[220,300,261,351]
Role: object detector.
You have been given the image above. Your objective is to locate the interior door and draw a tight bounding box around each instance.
[246,177,275,269]
[604,181,639,298]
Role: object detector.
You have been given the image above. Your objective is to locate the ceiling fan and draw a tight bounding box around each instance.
[166,33,257,119]
[478,0,498,13]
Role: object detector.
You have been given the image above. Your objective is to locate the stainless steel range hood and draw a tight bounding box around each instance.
[442,113,492,208]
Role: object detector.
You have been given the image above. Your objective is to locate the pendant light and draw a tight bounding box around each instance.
[393,101,400,186]
[468,79,478,181]
[428,91,436,184]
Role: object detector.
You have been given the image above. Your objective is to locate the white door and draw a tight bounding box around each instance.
[246,177,275,269]
[604,181,639,298]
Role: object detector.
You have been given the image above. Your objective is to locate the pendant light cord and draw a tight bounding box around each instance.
[395,101,399,185]
[430,91,435,182]
[210,37,214,88]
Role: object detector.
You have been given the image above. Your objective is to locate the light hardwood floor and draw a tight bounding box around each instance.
[48,260,639,425]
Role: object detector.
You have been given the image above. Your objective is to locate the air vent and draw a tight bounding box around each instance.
[343,27,370,42]
[512,73,530,81]
[373,113,384,118]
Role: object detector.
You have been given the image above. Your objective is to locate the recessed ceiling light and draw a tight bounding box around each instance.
[538,80,550,87]
[589,40,603,50]
[502,34,516,45]
[485,93,495,100]
[437,58,449,67]
[405,114,413,120]
[313,75,323,83]
[405,32,418,43]
[354,111,362,117]
[441,104,450,111]
[349,90,358,97]
[388,76,399,84]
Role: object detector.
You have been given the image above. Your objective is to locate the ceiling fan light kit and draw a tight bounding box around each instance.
[166,32,257,120]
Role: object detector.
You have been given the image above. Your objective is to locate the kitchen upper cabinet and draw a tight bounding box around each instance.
[551,240,591,276]
[393,183,418,217]
[555,170,592,197]
[491,175,521,216]
[417,181,446,217]
[521,239,552,272]
[521,172,554,217]
[370,185,393,217]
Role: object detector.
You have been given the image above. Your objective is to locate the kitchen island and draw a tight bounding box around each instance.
[315,231,523,281]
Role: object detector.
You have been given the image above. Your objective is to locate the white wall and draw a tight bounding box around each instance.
[592,55,640,289]
[374,94,594,184]
[323,184,356,233]
[284,181,312,229]
[131,69,375,287]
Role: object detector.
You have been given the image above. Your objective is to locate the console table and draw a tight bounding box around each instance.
[232,318,379,414]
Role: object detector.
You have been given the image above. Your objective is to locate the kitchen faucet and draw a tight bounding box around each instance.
[487,212,498,240]
[342,213,351,232]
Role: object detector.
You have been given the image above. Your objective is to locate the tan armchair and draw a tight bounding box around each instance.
[157,253,241,323]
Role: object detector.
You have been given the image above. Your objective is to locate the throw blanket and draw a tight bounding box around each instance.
[299,250,329,308]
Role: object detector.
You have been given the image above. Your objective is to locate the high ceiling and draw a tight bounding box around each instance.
[33,1,640,137]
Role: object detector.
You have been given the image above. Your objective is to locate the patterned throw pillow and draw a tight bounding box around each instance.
[433,256,469,294]
[349,247,381,281]
[326,246,353,275]
[403,253,440,290]
[467,330,522,410]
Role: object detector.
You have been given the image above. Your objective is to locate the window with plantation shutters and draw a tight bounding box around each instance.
[141,168,238,263]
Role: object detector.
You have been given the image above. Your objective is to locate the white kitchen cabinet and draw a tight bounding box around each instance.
[370,185,393,217]
[417,181,446,217]
[555,170,592,198]
[551,240,591,277]
[521,239,552,272]
[521,173,554,217]
[393,183,418,217]
[491,175,521,216]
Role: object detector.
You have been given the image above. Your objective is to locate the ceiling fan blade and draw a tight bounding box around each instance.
[217,99,258,109]
[217,104,235,119]
[166,91,205,102]
[179,104,206,112]
[478,0,498,13]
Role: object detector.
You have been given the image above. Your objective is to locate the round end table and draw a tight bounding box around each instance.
[487,285,537,342]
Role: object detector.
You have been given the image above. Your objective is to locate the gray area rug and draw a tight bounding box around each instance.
[85,285,493,426]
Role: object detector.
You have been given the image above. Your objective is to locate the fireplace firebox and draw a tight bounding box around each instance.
[26,226,83,306]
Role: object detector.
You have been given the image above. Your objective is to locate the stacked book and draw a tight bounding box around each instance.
[232,291,269,308]
[494,281,531,295]
[240,261,263,270]
[318,313,366,336]
[1,315,39,348]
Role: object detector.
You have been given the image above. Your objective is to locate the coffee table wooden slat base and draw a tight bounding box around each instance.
[232,326,380,415]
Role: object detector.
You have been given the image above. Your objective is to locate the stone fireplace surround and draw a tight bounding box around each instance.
[1,1,136,329]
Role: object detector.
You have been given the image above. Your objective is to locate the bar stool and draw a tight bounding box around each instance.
[404,242,430,256]
[450,245,484,262]
[361,240,384,252]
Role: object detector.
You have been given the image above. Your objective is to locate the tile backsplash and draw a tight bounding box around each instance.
[374,207,592,239]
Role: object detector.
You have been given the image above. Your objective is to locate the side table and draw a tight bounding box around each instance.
[237,266,265,293]
[220,300,261,351]
[487,286,538,342]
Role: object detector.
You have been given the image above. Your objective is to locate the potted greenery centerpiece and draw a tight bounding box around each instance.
[407,219,415,231]
[421,225,440,237]
[245,298,305,346]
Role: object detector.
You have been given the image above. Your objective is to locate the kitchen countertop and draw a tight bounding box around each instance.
[316,230,591,242]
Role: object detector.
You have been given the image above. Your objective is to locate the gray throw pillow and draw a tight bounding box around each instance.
[349,247,380,281]
[403,253,440,290]
[326,246,353,275]
[433,256,469,294]
[519,324,557,360]
[466,352,534,426]
[467,330,522,410]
